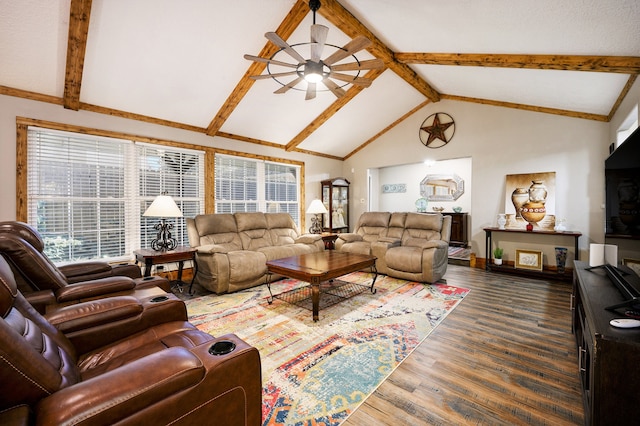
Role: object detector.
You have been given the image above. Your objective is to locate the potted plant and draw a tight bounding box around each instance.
[493,247,504,265]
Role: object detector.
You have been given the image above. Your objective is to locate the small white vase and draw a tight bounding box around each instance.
[494,258,503,266]
[497,214,507,230]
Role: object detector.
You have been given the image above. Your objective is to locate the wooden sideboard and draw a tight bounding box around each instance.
[443,212,468,247]
[572,262,640,424]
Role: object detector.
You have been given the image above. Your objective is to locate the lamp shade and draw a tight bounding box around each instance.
[143,194,183,218]
[306,199,328,215]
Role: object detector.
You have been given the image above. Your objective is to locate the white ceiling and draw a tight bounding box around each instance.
[1,0,639,158]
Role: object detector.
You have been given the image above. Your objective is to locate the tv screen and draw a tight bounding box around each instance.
[605,126,640,239]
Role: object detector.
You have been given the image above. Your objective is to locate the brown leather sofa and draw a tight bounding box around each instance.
[0,255,262,425]
[335,212,452,283]
[0,221,170,312]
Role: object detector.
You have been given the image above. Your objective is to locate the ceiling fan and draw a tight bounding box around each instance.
[244,0,384,100]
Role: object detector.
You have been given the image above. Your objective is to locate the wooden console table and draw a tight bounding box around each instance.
[484,227,582,281]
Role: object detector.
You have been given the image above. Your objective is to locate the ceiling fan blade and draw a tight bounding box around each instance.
[328,72,372,87]
[244,54,298,69]
[274,77,304,94]
[330,59,385,71]
[265,32,306,64]
[322,78,346,98]
[323,36,372,66]
[250,71,298,80]
[305,82,317,100]
[310,24,328,62]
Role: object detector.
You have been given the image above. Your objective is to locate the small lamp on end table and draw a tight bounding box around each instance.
[143,192,183,251]
[306,199,328,234]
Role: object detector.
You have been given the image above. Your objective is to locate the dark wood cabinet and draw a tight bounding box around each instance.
[442,212,468,247]
[572,262,640,425]
[321,178,349,233]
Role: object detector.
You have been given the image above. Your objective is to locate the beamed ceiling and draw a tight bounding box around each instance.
[2,0,640,160]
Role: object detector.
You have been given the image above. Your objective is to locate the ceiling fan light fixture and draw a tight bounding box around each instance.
[301,61,326,83]
[244,0,383,99]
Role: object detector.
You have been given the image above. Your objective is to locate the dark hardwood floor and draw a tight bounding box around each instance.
[343,264,584,425]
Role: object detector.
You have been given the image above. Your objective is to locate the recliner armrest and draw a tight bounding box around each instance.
[35,347,205,426]
[45,296,144,333]
[58,261,111,280]
[24,289,55,314]
[54,276,136,302]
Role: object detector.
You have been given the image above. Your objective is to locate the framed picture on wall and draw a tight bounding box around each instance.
[515,249,544,270]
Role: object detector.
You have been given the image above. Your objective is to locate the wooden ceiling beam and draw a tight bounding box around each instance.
[395,53,640,74]
[316,0,440,102]
[63,0,92,110]
[205,0,309,136]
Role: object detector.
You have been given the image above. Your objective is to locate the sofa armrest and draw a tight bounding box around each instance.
[337,233,363,243]
[54,276,136,303]
[45,296,144,333]
[295,234,322,244]
[403,240,448,250]
[35,347,205,426]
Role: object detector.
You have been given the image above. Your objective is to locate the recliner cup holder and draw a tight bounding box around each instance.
[209,340,236,356]
[150,295,169,303]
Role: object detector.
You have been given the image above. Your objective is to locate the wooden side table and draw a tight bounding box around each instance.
[321,233,339,250]
[134,246,197,293]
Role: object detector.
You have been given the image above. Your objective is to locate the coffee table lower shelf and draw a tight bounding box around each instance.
[267,279,376,313]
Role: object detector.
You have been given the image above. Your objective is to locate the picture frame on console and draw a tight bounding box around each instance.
[515,249,543,271]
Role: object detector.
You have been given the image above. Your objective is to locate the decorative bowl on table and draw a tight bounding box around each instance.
[452,206,462,213]
[432,206,444,212]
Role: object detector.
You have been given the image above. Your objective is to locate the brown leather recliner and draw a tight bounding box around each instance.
[0,221,170,312]
[0,255,262,425]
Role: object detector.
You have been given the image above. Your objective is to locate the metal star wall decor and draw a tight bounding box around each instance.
[419,112,455,148]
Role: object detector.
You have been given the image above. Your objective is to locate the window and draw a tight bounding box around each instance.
[215,154,300,225]
[27,127,204,263]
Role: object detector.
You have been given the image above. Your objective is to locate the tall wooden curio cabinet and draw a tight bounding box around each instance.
[321,178,350,233]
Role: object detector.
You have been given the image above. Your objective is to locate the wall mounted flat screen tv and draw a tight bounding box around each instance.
[605,126,640,239]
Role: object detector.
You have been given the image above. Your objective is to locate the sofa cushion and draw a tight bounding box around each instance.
[387,213,407,239]
[385,246,424,273]
[402,213,444,243]
[227,251,267,283]
[235,212,268,231]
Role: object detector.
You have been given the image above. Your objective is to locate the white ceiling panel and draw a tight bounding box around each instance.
[341,0,640,55]
[298,70,425,157]
[81,0,295,127]
[0,0,70,96]
[417,65,629,115]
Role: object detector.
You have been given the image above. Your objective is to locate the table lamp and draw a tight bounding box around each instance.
[306,199,328,234]
[143,192,183,251]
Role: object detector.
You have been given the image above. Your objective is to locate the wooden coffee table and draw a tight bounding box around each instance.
[266,251,377,321]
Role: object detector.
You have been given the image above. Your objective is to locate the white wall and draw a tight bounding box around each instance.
[0,94,343,233]
[344,97,628,264]
[377,157,472,213]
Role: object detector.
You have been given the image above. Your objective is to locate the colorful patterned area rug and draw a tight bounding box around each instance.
[185,272,469,426]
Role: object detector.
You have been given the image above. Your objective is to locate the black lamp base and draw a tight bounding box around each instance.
[309,215,323,234]
[150,219,178,251]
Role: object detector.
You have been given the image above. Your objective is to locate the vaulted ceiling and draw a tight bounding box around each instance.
[2,0,639,160]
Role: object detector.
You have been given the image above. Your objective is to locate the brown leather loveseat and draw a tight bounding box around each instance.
[0,255,262,425]
[0,221,170,312]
